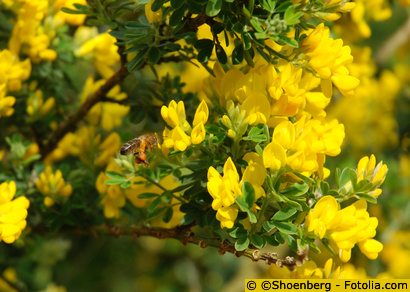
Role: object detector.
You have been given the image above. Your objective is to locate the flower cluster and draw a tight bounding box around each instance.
[356,155,388,198]
[45,127,122,167]
[0,181,30,243]
[0,49,31,119]
[26,83,56,121]
[35,166,73,207]
[161,100,209,151]
[207,154,267,228]
[75,28,120,78]
[306,196,383,262]
[5,0,86,63]
[335,0,392,40]
[263,117,344,176]
[301,24,360,97]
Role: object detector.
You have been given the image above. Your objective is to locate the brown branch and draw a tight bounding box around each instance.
[98,224,303,269]
[39,14,217,159]
[376,16,410,64]
[40,65,128,158]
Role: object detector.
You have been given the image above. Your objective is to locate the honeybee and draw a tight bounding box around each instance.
[120,133,159,164]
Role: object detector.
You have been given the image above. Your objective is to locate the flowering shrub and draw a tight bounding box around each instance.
[0,0,409,290]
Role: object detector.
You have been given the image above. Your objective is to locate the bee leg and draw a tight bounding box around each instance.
[139,152,148,165]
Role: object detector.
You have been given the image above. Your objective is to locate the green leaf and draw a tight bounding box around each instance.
[195,39,214,63]
[273,232,285,244]
[147,197,162,213]
[355,193,378,204]
[147,46,161,64]
[250,17,264,32]
[276,1,292,12]
[162,207,173,223]
[170,0,184,9]
[242,32,252,50]
[281,197,303,211]
[243,125,268,142]
[355,180,373,192]
[255,144,263,156]
[265,235,279,246]
[284,6,304,26]
[276,35,298,47]
[271,221,298,235]
[151,0,166,11]
[206,0,222,17]
[235,236,250,251]
[138,192,159,199]
[215,45,227,64]
[247,210,257,223]
[169,6,186,27]
[127,48,148,71]
[339,168,357,188]
[320,181,329,195]
[232,44,244,64]
[228,227,248,238]
[251,234,266,249]
[271,207,297,221]
[286,234,298,252]
[262,221,275,232]
[254,32,268,40]
[236,196,249,212]
[242,181,255,209]
[281,182,309,197]
[260,0,276,12]
[105,171,128,185]
[120,181,132,189]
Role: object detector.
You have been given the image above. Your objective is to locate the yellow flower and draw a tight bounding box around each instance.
[95,132,122,167]
[191,122,206,145]
[96,161,126,218]
[305,196,383,262]
[193,100,209,127]
[0,49,31,92]
[242,152,266,199]
[357,154,388,185]
[161,100,190,130]
[80,76,129,131]
[54,0,87,26]
[163,126,192,151]
[263,141,287,171]
[75,32,120,78]
[207,157,241,228]
[356,154,388,198]
[26,87,55,120]
[216,206,238,229]
[161,100,209,151]
[302,24,360,96]
[145,0,162,23]
[0,84,16,118]
[7,1,59,62]
[35,166,73,207]
[0,181,30,244]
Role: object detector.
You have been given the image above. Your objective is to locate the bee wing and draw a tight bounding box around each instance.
[120,137,141,155]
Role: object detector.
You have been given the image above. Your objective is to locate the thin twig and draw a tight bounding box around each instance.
[39,13,216,158]
[40,65,128,158]
[99,224,301,269]
[376,16,410,64]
